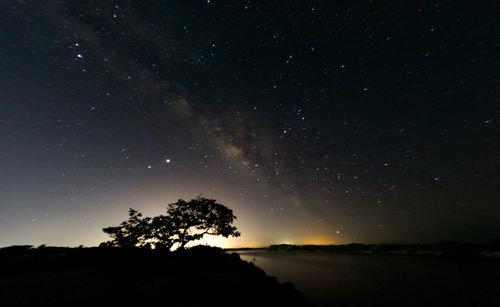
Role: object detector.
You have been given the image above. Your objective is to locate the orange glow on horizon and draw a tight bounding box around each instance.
[298,236,336,245]
[188,234,338,249]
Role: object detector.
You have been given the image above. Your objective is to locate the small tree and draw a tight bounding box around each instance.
[101,197,240,249]
[102,208,151,247]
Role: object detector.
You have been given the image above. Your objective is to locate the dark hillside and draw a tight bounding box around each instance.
[0,245,313,307]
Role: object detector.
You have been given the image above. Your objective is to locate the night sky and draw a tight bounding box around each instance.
[1,1,499,248]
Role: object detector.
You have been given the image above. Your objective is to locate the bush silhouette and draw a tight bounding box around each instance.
[102,196,240,249]
[102,209,151,248]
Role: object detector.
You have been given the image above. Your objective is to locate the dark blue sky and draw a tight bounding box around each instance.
[0,0,498,247]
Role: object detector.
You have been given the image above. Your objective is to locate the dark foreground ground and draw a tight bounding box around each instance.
[0,245,313,307]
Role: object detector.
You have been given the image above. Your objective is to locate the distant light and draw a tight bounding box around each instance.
[165,158,171,163]
[76,54,83,58]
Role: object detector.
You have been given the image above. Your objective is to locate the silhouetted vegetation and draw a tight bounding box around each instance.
[102,197,240,249]
[0,245,313,306]
[267,242,500,259]
[0,197,314,306]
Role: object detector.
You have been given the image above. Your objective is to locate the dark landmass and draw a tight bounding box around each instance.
[267,242,500,259]
[0,245,313,307]
[223,247,267,252]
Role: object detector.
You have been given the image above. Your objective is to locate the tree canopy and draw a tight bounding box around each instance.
[101,197,240,249]
[102,209,151,248]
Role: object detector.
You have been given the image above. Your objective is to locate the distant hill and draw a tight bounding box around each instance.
[267,242,500,259]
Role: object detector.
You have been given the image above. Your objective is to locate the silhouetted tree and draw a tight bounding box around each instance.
[147,214,176,249]
[165,197,241,249]
[102,197,240,249]
[102,208,151,247]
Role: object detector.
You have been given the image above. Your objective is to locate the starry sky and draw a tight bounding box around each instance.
[1,0,499,248]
